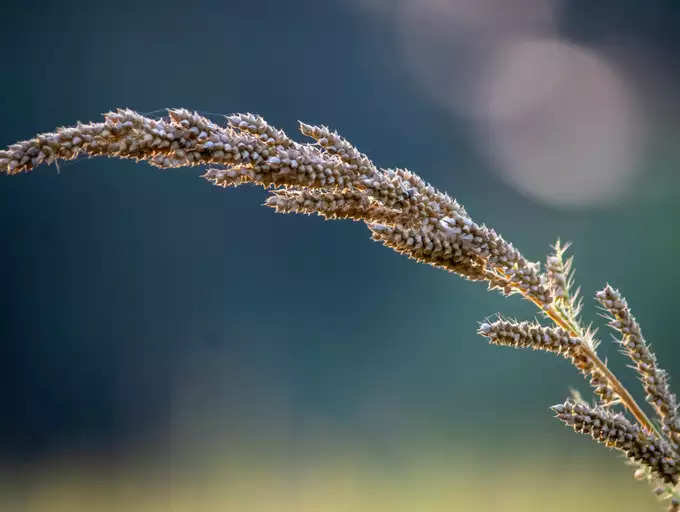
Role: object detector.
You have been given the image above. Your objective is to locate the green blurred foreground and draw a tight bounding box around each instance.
[2,440,657,511]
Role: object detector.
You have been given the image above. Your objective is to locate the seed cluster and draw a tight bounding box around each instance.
[478,319,617,404]
[368,212,552,304]
[299,122,377,175]
[545,240,579,316]
[546,253,568,301]
[0,108,550,306]
[553,400,679,484]
[478,319,578,354]
[369,221,488,281]
[439,213,552,304]
[597,285,680,449]
[227,113,293,148]
[265,189,403,224]
[4,108,678,510]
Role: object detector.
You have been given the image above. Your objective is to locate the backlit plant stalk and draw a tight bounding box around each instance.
[2,108,678,509]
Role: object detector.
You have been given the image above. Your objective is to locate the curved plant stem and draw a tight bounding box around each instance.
[488,267,657,435]
[4,108,676,507]
[531,296,657,436]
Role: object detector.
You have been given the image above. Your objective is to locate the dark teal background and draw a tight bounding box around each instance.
[1,3,680,509]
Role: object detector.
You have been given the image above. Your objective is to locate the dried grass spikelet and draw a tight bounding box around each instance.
[369,215,553,304]
[299,122,468,219]
[478,319,618,404]
[264,188,405,225]
[299,121,377,174]
[596,285,680,448]
[552,400,679,485]
[300,121,467,212]
[546,240,582,321]
[369,221,489,282]
[1,108,551,305]
[227,113,293,148]
[5,106,680,509]
[546,241,570,302]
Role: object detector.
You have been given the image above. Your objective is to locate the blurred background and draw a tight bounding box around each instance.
[1,1,680,510]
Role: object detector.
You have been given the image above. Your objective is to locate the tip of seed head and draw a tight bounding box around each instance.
[477,323,491,335]
[550,404,566,414]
